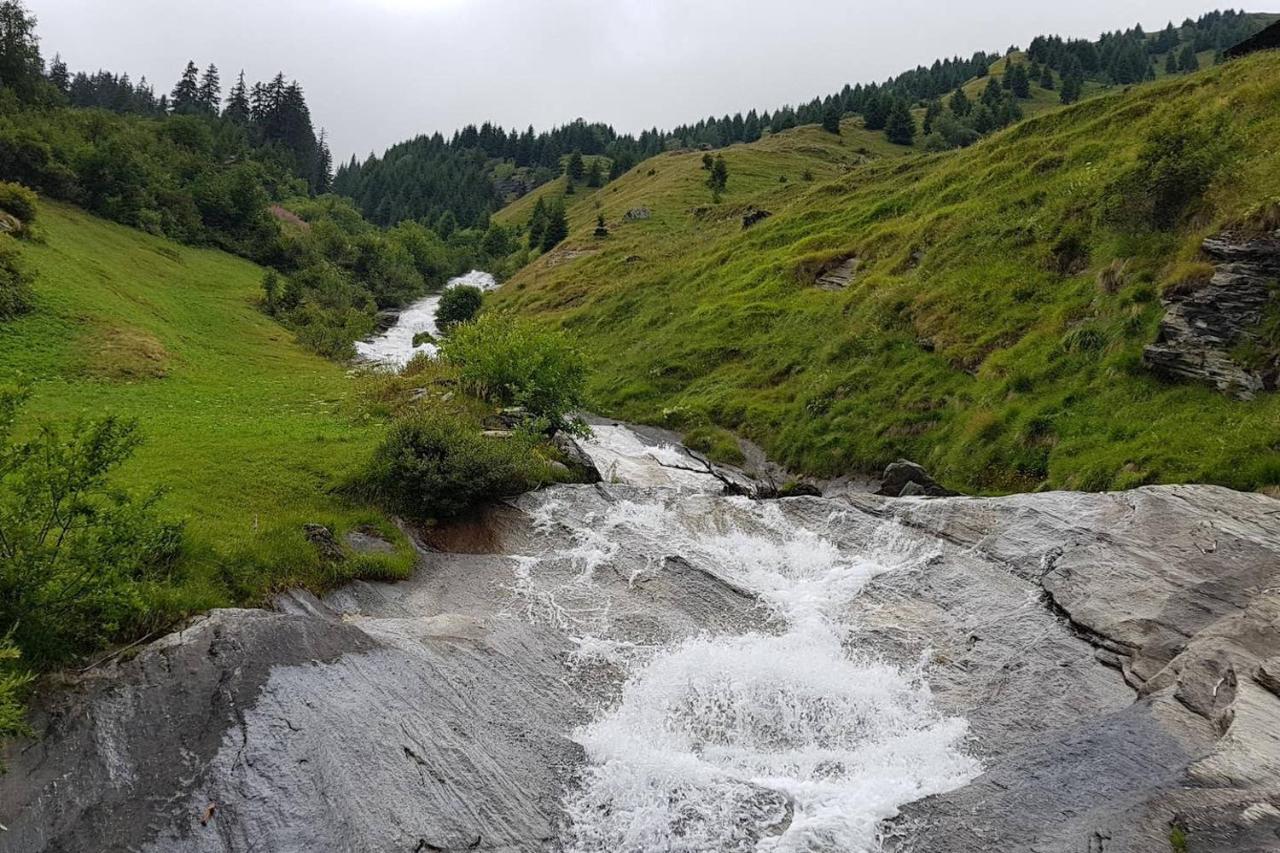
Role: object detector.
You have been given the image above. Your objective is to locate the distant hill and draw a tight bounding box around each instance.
[338,10,1270,231]
[493,52,1280,494]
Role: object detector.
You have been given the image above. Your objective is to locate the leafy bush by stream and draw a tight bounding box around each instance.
[440,311,589,434]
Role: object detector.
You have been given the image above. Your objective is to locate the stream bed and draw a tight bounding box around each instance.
[354,269,497,367]
[6,424,1278,852]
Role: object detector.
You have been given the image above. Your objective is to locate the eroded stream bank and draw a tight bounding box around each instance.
[2,424,1278,852]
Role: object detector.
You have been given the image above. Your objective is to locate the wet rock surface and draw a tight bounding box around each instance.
[1,427,1277,852]
[1143,231,1280,399]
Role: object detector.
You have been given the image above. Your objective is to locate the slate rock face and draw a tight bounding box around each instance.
[1143,231,1280,399]
[865,485,1280,852]
[1,483,1277,853]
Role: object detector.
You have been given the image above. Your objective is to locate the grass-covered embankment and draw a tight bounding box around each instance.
[495,53,1280,493]
[0,202,415,622]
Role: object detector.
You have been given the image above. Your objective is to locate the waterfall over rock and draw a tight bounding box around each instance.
[2,425,1277,852]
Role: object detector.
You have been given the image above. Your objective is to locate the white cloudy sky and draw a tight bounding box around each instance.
[31,0,1231,160]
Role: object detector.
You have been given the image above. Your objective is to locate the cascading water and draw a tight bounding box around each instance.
[354,269,497,366]
[507,425,981,852]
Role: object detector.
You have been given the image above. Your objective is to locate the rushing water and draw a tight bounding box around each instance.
[507,425,980,852]
[354,269,497,366]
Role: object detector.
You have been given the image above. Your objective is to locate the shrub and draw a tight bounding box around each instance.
[0,180,37,224]
[0,386,183,665]
[435,284,483,331]
[440,311,589,433]
[352,411,546,520]
[0,636,33,766]
[1103,116,1232,230]
[0,236,34,319]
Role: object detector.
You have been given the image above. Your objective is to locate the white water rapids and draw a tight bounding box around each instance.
[354,269,498,366]
[509,425,981,852]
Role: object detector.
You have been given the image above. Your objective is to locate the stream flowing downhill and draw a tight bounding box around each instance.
[517,426,981,851]
[354,269,498,366]
[5,423,1280,852]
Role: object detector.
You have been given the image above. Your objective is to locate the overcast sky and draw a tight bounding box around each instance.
[31,0,1231,161]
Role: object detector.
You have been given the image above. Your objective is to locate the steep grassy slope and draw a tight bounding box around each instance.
[495,53,1280,493]
[0,203,411,615]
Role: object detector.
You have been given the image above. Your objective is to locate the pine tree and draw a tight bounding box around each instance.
[171,61,200,114]
[1177,44,1199,73]
[198,63,220,114]
[1008,64,1031,98]
[585,159,602,188]
[1164,51,1179,75]
[884,99,916,146]
[224,70,250,125]
[566,150,584,183]
[707,155,729,195]
[948,87,971,117]
[981,77,1003,108]
[1039,65,1054,90]
[822,101,841,135]
[1060,70,1083,105]
[540,200,568,252]
[593,214,608,238]
[863,94,888,130]
[47,52,69,94]
[922,99,942,135]
[527,197,548,249]
[313,129,333,194]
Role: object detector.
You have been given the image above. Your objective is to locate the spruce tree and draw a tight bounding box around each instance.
[540,200,568,252]
[171,61,201,114]
[593,214,608,238]
[198,63,220,114]
[1039,65,1054,90]
[527,197,548,249]
[1178,44,1199,73]
[586,159,602,188]
[863,94,888,130]
[313,129,333,194]
[1008,64,1030,98]
[822,101,841,135]
[47,53,69,95]
[884,99,916,146]
[922,99,942,135]
[948,87,971,117]
[566,150,584,183]
[707,155,729,195]
[224,70,250,125]
[1164,52,1179,75]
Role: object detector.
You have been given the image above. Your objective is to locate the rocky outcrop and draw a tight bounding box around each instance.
[815,256,860,290]
[875,459,957,497]
[863,485,1280,852]
[1143,232,1280,399]
[1,474,1276,852]
[622,207,651,221]
[741,208,772,229]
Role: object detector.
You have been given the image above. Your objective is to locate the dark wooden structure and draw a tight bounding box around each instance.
[1225,20,1280,58]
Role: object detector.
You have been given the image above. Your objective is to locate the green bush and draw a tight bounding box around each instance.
[436,284,484,330]
[0,236,34,319]
[440,311,588,433]
[351,410,546,520]
[0,386,183,665]
[1103,116,1232,230]
[0,637,33,743]
[0,180,38,224]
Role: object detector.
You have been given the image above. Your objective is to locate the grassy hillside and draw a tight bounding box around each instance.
[0,203,412,616]
[495,52,1280,494]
